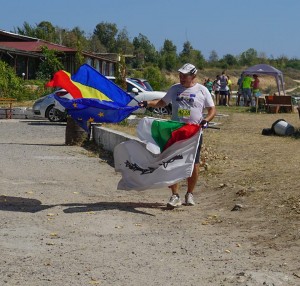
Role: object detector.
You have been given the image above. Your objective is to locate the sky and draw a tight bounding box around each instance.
[1,0,300,60]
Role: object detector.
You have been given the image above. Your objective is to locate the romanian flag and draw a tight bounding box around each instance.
[46,64,138,132]
[114,117,202,191]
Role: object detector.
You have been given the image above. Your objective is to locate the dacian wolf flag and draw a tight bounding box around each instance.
[114,117,202,191]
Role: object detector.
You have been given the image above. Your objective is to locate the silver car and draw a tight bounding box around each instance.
[33,78,171,121]
[107,76,171,115]
[32,89,70,122]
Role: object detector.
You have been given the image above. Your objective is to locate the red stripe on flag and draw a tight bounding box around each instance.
[163,124,200,151]
[46,70,83,99]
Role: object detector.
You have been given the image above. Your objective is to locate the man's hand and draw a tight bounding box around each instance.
[138,101,148,108]
[200,119,208,129]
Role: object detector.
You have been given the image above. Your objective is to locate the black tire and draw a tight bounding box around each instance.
[148,105,171,116]
[46,105,66,122]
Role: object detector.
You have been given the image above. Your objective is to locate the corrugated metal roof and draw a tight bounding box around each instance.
[0,29,117,64]
[0,29,38,41]
[0,41,76,52]
[0,45,42,57]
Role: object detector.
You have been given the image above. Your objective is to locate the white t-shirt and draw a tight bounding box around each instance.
[213,80,220,91]
[162,83,215,124]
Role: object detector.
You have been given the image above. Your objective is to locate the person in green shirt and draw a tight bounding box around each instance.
[242,74,253,106]
[204,78,213,94]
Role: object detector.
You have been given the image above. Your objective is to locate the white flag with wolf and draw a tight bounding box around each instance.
[114,129,201,191]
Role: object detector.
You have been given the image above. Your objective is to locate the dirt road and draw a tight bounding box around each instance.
[0,115,299,286]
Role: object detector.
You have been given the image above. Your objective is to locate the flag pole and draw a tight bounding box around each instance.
[207,126,220,130]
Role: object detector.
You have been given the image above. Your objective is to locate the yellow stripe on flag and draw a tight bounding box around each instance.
[73,81,112,101]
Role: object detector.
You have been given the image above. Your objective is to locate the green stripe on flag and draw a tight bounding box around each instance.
[151,120,184,151]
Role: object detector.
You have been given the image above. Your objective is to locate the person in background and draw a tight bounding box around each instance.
[236,74,243,106]
[204,78,214,96]
[219,71,229,106]
[251,74,260,96]
[213,75,220,105]
[227,75,233,106]
[138,63,216,208]
[242,74,253,106]
[251,74,260,108]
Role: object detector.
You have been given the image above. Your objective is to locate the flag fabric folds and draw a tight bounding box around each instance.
[46,64,139,131]
[136,117,200,154]
[114,117,202,191]
[54,96,138,130]
[46,64,134,104]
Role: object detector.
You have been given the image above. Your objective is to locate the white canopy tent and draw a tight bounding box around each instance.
[242,64,286,95]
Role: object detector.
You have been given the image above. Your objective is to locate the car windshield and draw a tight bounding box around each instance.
[107,76,154,92]
[129,78,153,91]
[126,79,145,91]
[141,81,153,91]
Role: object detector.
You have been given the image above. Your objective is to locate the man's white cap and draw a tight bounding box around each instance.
[178,63,197,75]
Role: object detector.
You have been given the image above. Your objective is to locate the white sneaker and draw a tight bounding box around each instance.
[167,195,182,208]
[185,192,195,206]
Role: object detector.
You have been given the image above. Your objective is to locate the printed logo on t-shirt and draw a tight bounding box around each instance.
[176,93,195,103]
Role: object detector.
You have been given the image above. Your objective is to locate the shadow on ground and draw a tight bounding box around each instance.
[0,196,165,216]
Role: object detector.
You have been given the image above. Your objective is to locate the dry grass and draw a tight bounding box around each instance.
[102,109,300,254]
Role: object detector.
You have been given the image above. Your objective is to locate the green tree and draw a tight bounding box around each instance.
[179,41,193,64]
[179,41,205,69]
[93,22,118,52]
[286,58,300,70]
[86,34,107,53]
[239,48,258,66]
[62,27,88,50]
[75,41,85,70]
[221,54,238,66]
[16,21,61,44]
[115,28,134,55]
[257,52,269,64]
[15,21,36,37]
[36,46,64,80]
[36,21,56,42]
[191,50,206,70]
[208,50,219,63]
[159,39,178,71]
[275,55,289,69]
[132,33,158,67]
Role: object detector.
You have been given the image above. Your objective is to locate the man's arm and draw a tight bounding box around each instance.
[139,99,167,108]
[204,106,216,122]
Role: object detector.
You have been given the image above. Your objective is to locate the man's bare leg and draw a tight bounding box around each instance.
[185,164,199,206]
[187,163,199,193]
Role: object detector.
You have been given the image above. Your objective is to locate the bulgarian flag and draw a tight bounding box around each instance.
[114,117,202,191]
[137,117,201,154]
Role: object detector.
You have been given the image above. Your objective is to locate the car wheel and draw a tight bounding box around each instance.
[148,106,171,115]
[46,105,66,122]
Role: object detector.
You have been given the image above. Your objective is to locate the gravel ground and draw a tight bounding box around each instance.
[0,117,300,286]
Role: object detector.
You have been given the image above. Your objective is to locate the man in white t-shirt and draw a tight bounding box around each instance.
[139,63,216,208]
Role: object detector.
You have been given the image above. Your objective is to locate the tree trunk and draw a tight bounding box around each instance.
[65,117,89,145]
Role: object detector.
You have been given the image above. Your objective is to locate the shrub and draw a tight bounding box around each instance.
[0,60,24,100]
[0,60,49,101]
[142,66,170,91]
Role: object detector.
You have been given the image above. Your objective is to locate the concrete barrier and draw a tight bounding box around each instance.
[92,125,139,152]
[92,116,221,153]
[0,107,38,119]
